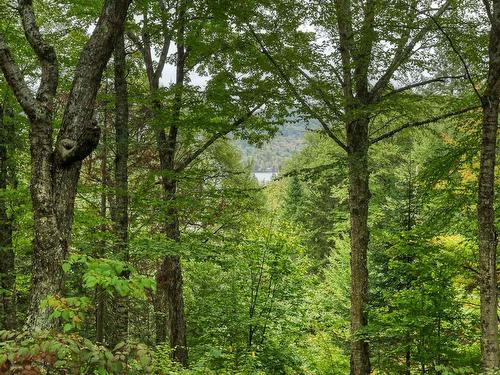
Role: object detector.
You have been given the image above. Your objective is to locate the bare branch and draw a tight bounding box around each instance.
[353,0,376,97]
[140,10,156,87]
[371,0,451,100]
[383,75,466,97]
[126,31,144,53]
[430,16,482,102]
[56,0,130,161]
[334,0,355,102]
[370,105,480,144]
[248,26,347,152]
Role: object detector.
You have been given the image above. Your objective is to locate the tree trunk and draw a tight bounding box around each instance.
[0,103,15,330]
[26,117,69,330]
[154,174,188,365]
[151,1,188,365]
[478,96,500,370]
[95,84,109,344]
[110,31,129,348]
[8,0,132,331]
[347,118,371,375]
[478,0,500,368]
[405,348,411,375]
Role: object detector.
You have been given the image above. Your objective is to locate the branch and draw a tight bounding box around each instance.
[18,0,58,107]
[370,105,480,144]
[353,0,376,97]
[430,16,482,103]
[0,35,39,121]
[370,0,451,100]
[482,0,494,24]
[56,0,131,162]
[153,0,173,82]
[297,67,343,118]
[334,0,355,102]
[126,31,143,53]
[248,26,347,152]
[176,104,263,171]
[274,162,338,181]
[383,75,466,97]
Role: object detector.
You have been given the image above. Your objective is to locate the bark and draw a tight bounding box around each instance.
[405,349,411,375]
[95,89,110,344]
[110,31,130,348]
[153,124,187,364]
[138,15,173,349]
[347,118,371,375]
[155,2,189,361]
[478,0,500,369]
[134,1,188,365]
[478,96,500,369]
[154,66,189,365]
[0,0,131,331]
[0,103,15,330]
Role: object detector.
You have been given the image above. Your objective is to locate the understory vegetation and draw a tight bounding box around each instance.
[0,0,500,374]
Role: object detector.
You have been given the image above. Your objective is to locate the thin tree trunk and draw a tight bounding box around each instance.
[347,118,371,375]
[405,348,411,375]
[96,84,109,344]
[110,31,129,348]
[478,0,500,369]
[0,103,15,330]
[152,129,187,365]
[478,97,500,369]
[151,0,188,365]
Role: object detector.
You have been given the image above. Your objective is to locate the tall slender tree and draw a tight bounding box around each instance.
[477,0,500,369]
[109,31,130,348]
[128,0,284,364]
[0,99,15,330]
[0,0,131,330]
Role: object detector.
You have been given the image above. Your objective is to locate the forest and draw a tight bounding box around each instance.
[0,0,499,374]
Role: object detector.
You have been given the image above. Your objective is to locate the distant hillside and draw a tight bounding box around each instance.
[236,122,311,172]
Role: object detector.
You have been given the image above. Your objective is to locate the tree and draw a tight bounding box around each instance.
[282,175,303,222]
[0,96,15,330]
[109,31,130,348]
[249,1,479,372]
[128,0,286,364]
[0,0,131,330]
[477,0,500,369]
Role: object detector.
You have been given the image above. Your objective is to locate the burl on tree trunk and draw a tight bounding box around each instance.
[0,0,131,330]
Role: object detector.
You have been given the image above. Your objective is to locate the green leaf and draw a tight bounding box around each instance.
[62,262,71,273]
[63,323,73,332]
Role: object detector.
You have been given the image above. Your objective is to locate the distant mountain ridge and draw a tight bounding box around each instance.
[235,122,309,172]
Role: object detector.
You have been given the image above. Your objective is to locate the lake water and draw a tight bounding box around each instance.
[254,172,275,184]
